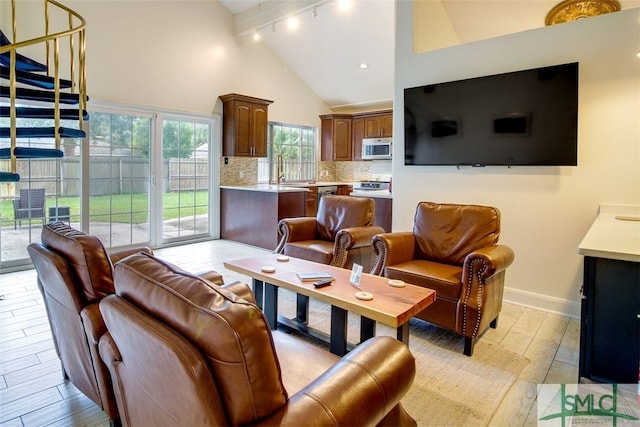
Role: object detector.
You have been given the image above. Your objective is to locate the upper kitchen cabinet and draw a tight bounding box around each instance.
[362,110,393,138]
[320,114,352,161]
[351,117,365,161]
[220,93,273,157]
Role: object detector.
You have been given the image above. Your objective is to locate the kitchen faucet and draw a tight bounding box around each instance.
[276,154,285,183]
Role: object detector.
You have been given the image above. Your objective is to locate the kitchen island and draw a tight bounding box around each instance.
[220,185,309,251]
[220,183,347,251]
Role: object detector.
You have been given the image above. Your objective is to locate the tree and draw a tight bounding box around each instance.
[163,121,195,159]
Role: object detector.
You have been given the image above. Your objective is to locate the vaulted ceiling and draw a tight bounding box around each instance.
[220,0,639,109]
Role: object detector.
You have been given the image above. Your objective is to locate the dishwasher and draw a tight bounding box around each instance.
[317,186,338,204]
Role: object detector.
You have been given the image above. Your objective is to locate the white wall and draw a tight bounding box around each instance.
[394,3,640,316]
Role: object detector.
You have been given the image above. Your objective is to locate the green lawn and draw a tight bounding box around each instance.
[1,191,208,225]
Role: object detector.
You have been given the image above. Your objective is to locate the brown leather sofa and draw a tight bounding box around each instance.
[99,252,417,426]
[27,222,226,424]
[276,195,384,272]
[372,202,515,356]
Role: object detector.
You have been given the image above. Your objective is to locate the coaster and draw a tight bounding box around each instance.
[355,291,373,301]
[388,279,406,288]
[261,266,276,273]
[276,255,290,262]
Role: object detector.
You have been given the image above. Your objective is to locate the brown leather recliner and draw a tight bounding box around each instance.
[372,202,515,356]
[26,222,225,424]
[276,195,385,272]
[26,222,152,423]
[99,252,417,427]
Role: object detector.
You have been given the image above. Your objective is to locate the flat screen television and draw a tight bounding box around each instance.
[404,62,579,166]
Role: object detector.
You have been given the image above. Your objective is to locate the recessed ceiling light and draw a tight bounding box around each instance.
[360,63,369,69]
[253,32,261,41]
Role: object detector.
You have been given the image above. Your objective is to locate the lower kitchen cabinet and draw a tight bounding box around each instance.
[579,256,639,383]
[220,188,306,251]
[371,197,392,232]
[306,187,318,217]
[577,205,640,384]
[350,193,392,233]
[336,185,353,196]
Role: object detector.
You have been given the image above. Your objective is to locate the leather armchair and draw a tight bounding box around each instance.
[276,195,385,272]
[372,202,515,356]
[26,222,226,424]
[99,252,417,427]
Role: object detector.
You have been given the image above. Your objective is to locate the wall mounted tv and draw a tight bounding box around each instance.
[404,62,578,167]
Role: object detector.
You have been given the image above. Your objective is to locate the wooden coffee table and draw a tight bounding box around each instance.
[224,254,436,356]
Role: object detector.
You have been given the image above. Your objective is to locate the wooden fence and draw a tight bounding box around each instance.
[0,156,209,198]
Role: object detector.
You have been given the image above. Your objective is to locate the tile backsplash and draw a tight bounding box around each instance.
[220,157,391,186]
[220,157,258,186]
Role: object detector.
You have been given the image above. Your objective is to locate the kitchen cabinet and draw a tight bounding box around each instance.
[580,256,639,383]
[336,185,353,196]
[351,118,365,161]
[220,93,273,157]
[321,110,392,162]
[364,112,393,138]
[351,192,392,232]
[320,114,352,161]
[305,187,318,217]
[577,205,640,384]
[220,186,306,250]
[371,196,392,232]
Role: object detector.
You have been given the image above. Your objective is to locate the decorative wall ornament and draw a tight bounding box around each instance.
[545,0,621,25]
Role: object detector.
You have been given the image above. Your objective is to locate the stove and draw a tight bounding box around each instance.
[352,181,390,191]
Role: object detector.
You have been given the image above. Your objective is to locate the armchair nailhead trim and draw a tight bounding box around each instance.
[371,239,387,276]
[461,258,488,338]
[332,233,352,267]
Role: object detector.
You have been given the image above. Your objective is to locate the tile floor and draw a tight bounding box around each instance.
[0,239,580,426]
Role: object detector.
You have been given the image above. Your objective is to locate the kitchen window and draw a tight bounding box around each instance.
[258,123,316,183]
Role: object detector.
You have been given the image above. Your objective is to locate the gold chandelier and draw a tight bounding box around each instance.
[545,0,621,25]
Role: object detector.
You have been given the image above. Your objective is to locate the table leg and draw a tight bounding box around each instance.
[296,293,309,324]
[263,283,278,330]
[360,316,376,343]
[330,306,348,356]
[397,323,410,345]
[252,279,264,310]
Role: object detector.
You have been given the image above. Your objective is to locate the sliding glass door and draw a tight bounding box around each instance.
[0,103,217,271]
[160,116,212,242]
[87,109,152,248]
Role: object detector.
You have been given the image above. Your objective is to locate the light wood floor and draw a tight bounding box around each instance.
[0,239,579,426]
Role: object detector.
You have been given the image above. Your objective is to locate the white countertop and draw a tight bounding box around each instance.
[219,182,348,193]
[578,204,640,262]
[350,190,393,199]
[220,184,311,193]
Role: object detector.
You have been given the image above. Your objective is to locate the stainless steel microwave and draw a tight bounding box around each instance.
[362,137,392,160]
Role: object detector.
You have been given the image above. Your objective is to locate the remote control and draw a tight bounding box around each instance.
[313,278,333,288]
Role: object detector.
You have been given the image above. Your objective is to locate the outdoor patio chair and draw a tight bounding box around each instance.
[13,188,46,228]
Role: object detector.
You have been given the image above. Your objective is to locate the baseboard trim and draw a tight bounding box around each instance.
[503,287,581,319]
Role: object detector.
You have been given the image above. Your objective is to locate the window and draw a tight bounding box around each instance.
[258,123,316,183]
